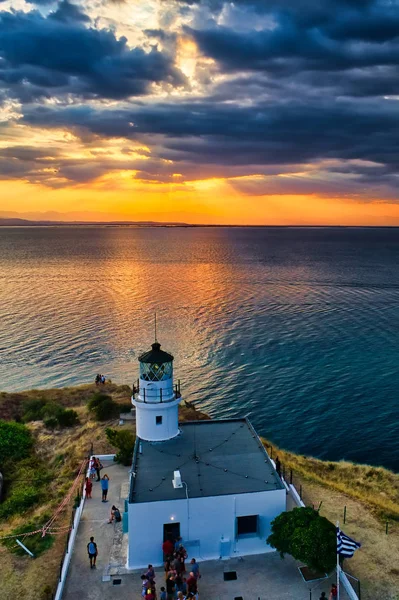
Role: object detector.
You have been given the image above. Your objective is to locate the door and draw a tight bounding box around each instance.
[163,522,180,542]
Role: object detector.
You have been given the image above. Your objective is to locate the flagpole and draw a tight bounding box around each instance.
[336,521,340,600]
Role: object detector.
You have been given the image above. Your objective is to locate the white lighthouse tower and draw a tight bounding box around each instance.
[131,340,182,441]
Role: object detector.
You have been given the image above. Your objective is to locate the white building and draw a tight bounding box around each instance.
[127,340,286,570]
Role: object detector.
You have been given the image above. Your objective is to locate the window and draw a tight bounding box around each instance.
[236,515,258,536]
[156,415,163,425]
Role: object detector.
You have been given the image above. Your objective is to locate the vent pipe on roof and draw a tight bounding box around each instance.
[172,470,183,489]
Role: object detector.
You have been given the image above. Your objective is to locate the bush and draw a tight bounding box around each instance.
[0,421,33,469]
[43,416,58,430]
[0,486,41,519]
[88,393,112,411]
[88,394,119,421]
[267,507,336,573]
[22,398,47,422]
[56,409,79,427]
[106,428,136,465]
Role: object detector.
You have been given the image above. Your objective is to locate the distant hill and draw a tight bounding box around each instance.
[0,218,190,227]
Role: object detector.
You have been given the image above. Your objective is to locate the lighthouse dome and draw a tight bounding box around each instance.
[138,342,173,382]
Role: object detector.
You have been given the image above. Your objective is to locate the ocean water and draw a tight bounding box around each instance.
[0,226,398,471]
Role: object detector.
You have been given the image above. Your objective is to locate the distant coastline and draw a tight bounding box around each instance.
[1,218,399,228]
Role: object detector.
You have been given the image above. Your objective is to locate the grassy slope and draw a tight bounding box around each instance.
[0,384,209,600]
[0,384,398,599]
[262,439,399,600]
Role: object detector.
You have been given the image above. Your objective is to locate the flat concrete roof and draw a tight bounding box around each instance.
[129,418,284,504]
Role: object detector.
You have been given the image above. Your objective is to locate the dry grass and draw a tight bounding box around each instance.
[0,384,209,600]
[261,438,399,600]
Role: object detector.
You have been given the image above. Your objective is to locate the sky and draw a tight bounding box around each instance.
[0,0,399,225]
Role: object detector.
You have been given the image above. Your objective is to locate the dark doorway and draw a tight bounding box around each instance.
[163,522,180,542]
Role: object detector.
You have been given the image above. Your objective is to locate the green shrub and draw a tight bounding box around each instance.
[267,507,336,573]
[43,416,58,429]
[88,395,119,421]
[22,398,47,422]
[0,486,41,519]
[0,421,33,469]
[2,518,55,557]
[56,409,79,427]
[88,393,112,411]
[41,402,62,419]
[106,428,136,465]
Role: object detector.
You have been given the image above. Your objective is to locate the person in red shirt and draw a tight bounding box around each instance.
[85,477,92,499]
[162,539,174,558]
[187,572,197,595]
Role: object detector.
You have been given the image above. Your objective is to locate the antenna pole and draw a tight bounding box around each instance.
[155,312,157,342]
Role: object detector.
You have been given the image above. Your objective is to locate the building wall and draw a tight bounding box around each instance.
[127,489,286,569]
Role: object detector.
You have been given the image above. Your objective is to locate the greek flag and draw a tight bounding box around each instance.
[337,527,361,558]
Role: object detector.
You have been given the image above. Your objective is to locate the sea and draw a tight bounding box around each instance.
[0,226,398,472]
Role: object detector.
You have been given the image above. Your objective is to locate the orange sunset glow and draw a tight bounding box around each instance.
[1,0,399,225]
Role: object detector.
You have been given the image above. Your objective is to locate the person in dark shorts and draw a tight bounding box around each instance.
[87,536,98,568]
[166,574,176,600]
[101,474,109,502]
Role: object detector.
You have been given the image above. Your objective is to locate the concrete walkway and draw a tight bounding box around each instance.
[62,459,130,600]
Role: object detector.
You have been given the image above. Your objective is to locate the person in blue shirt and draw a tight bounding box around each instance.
[87,537,98,568]
[101,474,109,502]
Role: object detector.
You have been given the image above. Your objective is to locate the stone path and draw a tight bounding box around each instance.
[62,459,130,600]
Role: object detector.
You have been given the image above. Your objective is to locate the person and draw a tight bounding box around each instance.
[85,477,92,499]
[101,374,106,384]
[87,536,98,568]
[92,457,102,481]
[141,574,149,597]
[187,572,197,595]
[320,593,327,600]
[173,552,181,574]
[275,456,281,477]
[174,536,182,552]
[178,545,188,573]
[160,586,167,600]
[181,577,187,595]
[101,473,109,502]
[329,584,338,600]
[145,586,156,600]
[190,558,200,580]
[177,593,184,600]
[108,505,121,523]
[166,574,176,600]
[162,538,174,558]
[89,458,96,479]
[146,564,155,583]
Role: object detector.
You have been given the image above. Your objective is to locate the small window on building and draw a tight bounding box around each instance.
[156,415,163,425]
[237,515,258,536]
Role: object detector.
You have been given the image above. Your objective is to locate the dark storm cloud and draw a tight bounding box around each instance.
[0,8,185,101]
[50,0,91,23]
[21,98,399,172]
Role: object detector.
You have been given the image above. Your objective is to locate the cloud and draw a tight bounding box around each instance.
[1,0,399,203]
[0,7,186,101]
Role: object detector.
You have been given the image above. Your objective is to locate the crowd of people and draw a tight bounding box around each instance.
[139,538,201,600]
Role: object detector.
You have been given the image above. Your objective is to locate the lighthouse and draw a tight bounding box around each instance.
[131,340,182,441]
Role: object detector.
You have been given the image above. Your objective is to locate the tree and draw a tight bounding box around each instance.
[106,428,136,466]
[267,507,336,573]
